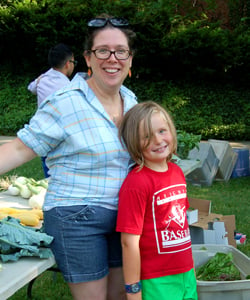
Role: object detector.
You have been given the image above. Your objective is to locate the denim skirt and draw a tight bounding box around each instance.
[44,205,122,283]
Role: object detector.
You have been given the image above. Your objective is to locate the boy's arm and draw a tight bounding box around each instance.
[121,232,142,300]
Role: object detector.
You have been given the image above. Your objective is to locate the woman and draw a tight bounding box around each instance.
[0,15,137,300]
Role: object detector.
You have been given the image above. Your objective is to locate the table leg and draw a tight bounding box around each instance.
[27,267,60,299]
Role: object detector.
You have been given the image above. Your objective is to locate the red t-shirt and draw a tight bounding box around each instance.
[116,162,194,280]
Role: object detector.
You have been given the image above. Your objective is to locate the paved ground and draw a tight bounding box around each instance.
[228,140,250,150]
[2,136,249,149]
[0,136,16,145]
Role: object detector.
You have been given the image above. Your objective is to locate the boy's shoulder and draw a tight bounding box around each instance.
[167,160,183,171]
[123,166,149,186]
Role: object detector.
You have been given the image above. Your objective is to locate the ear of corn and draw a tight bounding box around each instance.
[0,207,19,214]
[11,213,40,226]
[0,207,43,226]
[0,213,8,219]
[31,209,43,220]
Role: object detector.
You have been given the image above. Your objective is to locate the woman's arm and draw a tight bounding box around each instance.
[0,138,37,174]
[121,232,142,300]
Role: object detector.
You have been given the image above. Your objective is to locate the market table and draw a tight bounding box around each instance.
[0,191,56,300]
[0,158,199,299]
[0,255,56,300]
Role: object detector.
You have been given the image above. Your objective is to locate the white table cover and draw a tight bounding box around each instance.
[0,191,56,300]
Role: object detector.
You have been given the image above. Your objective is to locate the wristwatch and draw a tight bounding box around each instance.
[125,281,142,294]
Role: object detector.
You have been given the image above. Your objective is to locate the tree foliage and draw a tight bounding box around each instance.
[0,0,249,85]
[0,0,249,139]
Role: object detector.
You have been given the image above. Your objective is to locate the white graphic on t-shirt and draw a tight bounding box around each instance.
[152,184,191,254]
[165,204,186,229]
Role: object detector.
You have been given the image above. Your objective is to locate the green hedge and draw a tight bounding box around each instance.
[0,0,250,85]
[0,1,249,140]
[0,74,37,134]
[1,72,249,140]
[126,79,250,140]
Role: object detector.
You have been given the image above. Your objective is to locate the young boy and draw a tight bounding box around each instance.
[116,101,198,300]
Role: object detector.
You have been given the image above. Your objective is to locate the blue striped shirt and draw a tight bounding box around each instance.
[18,73,137,211]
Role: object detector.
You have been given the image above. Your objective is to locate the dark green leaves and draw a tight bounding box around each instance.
[196,252,241,281]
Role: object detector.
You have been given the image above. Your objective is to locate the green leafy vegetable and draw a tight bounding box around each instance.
[177,130,201,159]
[196,252,241,281]
[0,217,53,262]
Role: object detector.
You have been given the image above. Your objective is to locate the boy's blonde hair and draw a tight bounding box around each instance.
[119,101,177,169]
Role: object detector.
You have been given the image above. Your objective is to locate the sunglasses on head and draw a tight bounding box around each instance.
[87,17,129,28]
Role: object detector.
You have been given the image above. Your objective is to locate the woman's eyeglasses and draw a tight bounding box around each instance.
[90,49,131,60]
[87,18,129,28]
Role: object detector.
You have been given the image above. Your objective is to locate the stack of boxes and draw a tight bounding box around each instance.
[186,140,239,186]
[187,198,236,247]
[184,140,249,299]
[182,139,248,246]
[208,139,238,181]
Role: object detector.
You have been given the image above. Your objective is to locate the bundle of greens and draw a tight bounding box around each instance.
[196,252,241,281]
[0,216,53,262]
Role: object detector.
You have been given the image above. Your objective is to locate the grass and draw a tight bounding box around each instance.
[187,177,250,257]
[1,157,250,299]
[2,157,44,181]
[9,271,72,300]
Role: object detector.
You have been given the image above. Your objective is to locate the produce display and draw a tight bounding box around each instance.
[0,207,43,226]
[196,252,242,281]
[0,176,48,227]
[0,177,52,266]
[1,176,48,209]
[0,216,53,262]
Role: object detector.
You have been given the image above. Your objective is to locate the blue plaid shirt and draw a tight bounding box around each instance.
[18,73,137,211]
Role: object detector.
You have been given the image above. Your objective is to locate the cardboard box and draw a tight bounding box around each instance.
[187,209,198,225]
[188,198,236,247]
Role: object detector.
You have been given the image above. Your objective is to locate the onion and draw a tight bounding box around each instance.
[8,184,20,196]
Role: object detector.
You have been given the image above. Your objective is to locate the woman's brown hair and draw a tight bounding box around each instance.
[84,13,136,55]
